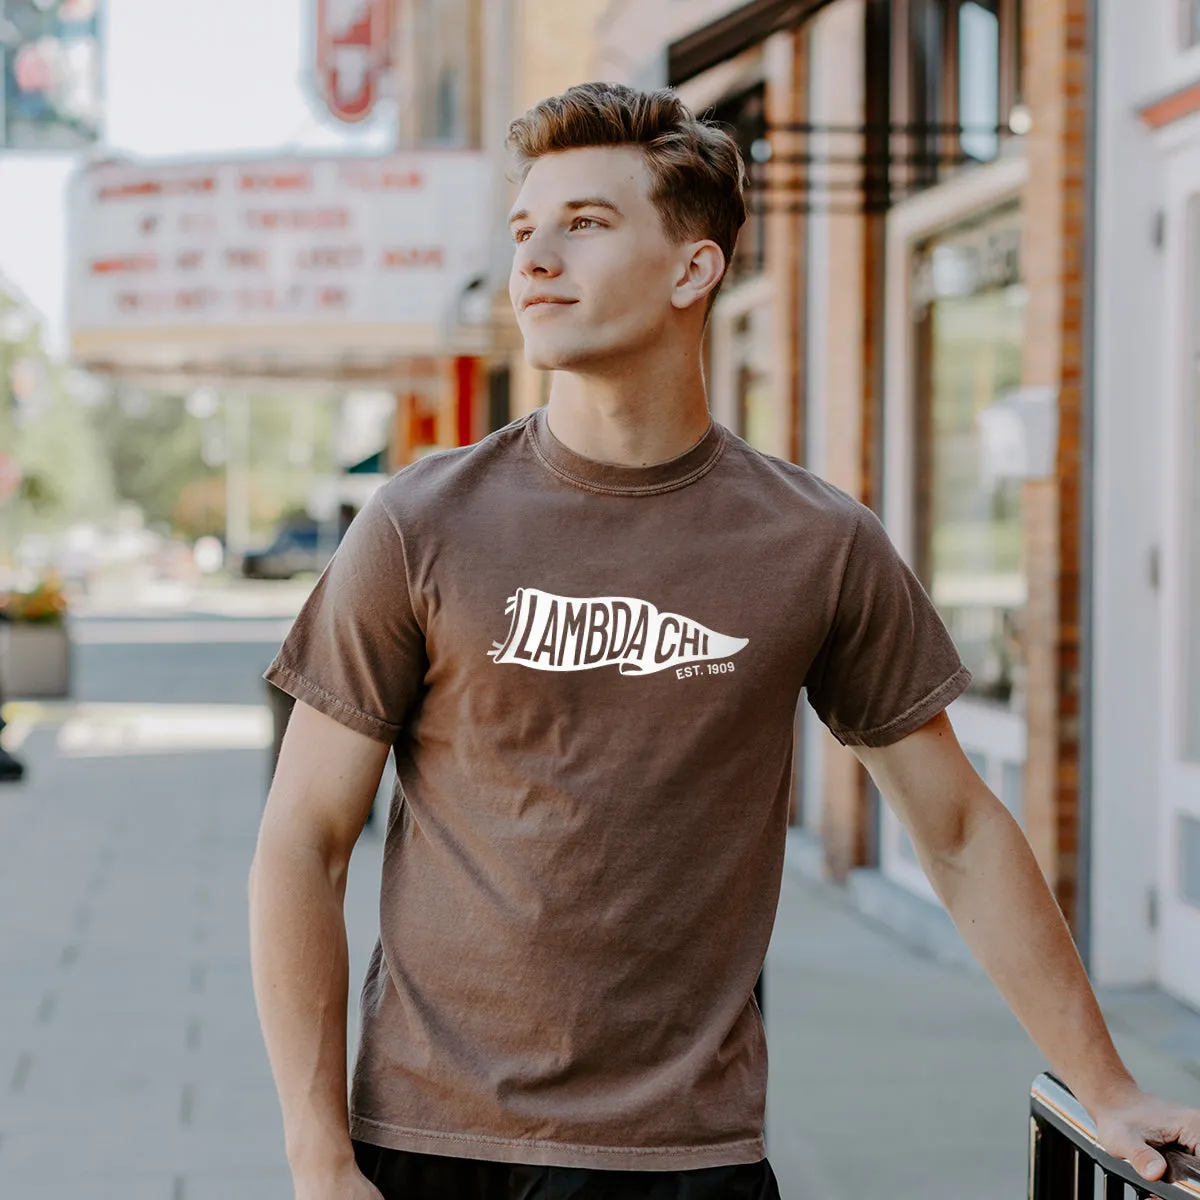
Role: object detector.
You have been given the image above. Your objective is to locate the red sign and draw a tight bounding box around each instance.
[315,0,391,124]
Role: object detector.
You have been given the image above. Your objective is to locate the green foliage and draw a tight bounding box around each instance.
[0,305,117,548]
[91,390,214,533]
[0,279,343,545]
[88,388,340,541]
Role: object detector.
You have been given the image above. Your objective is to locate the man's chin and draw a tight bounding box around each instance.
[522,340,590,372]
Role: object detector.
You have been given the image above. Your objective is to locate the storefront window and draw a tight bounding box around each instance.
[407,0,481,147]
[732,306,773,451]
[909,0,947,191]
[959,1,1000,161]
[907,0,1021,191]
[913,206,1026,706]
[712,85,767,281]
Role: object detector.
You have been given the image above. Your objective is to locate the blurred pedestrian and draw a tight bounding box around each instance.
[248,82,1199,1200]
[336,501,357,544]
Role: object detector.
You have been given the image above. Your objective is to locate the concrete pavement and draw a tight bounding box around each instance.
[0,617,385,1200]
[0,605,1198,1198]
[765,853,1200,1198]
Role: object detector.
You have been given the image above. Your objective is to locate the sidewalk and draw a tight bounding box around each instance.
[0,727,385,1200]
[2,713,1198,1199]
[765,863,1200,1198]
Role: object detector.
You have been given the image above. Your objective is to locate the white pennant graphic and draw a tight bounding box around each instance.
[488,588,749,676]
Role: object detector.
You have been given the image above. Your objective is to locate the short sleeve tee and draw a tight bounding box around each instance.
[264,409,971,1172]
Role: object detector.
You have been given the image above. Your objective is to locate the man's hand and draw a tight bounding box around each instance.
[1089,1082,1200,1183]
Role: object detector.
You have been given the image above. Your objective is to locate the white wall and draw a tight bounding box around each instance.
[1088,0,1168,985]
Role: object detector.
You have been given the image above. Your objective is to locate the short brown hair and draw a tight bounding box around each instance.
[506,82,747,297]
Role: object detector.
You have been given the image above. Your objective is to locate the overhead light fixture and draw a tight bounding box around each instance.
[750,138,773,163]
[1008,104,1033,136]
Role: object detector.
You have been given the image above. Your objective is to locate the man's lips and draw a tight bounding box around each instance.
[521,296,577,311]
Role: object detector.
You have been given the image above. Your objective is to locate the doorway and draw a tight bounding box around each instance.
[1159,192,1200,1009]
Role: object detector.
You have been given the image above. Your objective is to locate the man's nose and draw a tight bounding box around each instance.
[514,231,562,279]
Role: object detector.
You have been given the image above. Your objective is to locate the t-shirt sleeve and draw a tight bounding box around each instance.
[804,504,972,748]
[263,492,425,745]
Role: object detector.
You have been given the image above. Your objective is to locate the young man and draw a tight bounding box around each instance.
[249,83,1200,1199]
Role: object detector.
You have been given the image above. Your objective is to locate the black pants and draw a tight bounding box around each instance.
[353,1141,783,1199]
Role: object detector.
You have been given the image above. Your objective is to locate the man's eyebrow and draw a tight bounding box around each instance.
[507,197,624,225]
[564,197,623,216]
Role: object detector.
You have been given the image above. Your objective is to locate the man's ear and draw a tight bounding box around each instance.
[671,241,726,312]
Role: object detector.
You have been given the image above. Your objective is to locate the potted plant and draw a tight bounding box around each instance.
[0,573,72,699]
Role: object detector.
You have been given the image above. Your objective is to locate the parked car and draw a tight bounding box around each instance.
[240,522,332,581]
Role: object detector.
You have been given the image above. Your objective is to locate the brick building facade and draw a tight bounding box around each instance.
[586,0,1102,951]
[383,0,1200,1011]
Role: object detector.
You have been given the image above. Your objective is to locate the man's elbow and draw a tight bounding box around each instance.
[249,813,351,902]
[921,783,1016,872]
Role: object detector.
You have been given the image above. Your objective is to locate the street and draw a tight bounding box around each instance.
[0,601,1198,1199]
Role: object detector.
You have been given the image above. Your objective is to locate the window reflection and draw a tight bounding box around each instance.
[733,307,773,452]
[960,1,1000,161]
[915,208,1026,707]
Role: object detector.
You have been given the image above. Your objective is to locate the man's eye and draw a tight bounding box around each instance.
[513,228,532,244]
[571,217,600,231]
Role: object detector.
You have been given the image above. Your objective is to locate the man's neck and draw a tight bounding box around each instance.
[544,359,711,469]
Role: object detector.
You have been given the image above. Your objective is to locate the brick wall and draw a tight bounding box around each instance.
[1021,0,1091,928]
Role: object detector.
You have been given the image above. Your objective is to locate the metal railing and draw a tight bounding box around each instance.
[1030,1073,1200,1199]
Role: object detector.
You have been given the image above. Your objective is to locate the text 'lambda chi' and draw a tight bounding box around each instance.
[489,588,749,676]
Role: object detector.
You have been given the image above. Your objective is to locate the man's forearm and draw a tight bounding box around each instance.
[249,838,356,1177]
[928,796,1136,1114]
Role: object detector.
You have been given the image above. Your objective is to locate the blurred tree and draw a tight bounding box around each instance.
[90,387,340,542]
[171,476,227,540]
[14,385,115,528]
[91,389,214,533]
[246,393,340,540]
[171,474,312,541]
[0,268,344,550]
[0,288,117,556]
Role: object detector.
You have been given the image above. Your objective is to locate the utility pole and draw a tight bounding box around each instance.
[224,391,251,572]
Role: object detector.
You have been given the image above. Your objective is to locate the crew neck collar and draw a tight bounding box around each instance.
[526,406,726,496]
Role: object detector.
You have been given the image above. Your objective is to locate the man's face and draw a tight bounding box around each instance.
[508,146,693,371]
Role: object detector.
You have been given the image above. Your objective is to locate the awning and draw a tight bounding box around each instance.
[667,0,839,86]
[346,448,386,475]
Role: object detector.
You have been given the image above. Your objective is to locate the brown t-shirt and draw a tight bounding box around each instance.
[264,409,970,1171]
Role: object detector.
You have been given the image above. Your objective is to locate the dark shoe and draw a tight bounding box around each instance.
[0,745,25,782]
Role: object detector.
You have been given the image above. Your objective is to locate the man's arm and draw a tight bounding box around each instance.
[855,711,1200,1183]
[249,700,391,1198]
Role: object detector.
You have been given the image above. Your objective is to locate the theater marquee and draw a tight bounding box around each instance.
[66,150,491,382]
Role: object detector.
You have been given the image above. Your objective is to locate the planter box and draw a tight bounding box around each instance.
[0,621,71,699]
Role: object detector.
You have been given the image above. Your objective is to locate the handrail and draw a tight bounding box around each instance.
[1030,1073,1200,1199]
